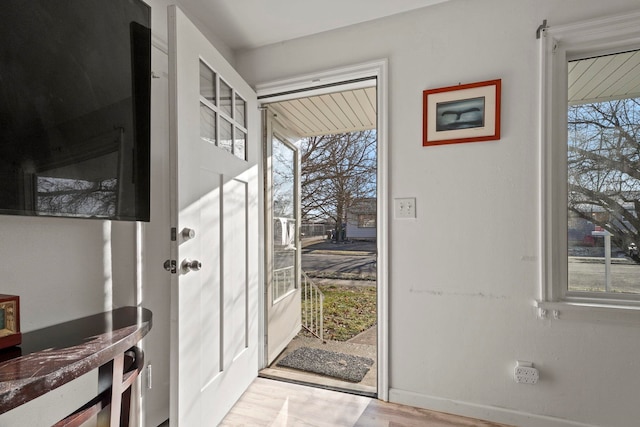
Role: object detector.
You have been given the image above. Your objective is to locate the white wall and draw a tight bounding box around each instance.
[236,1,640,426]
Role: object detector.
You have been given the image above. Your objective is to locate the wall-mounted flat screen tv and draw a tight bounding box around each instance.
[0,0,151,221]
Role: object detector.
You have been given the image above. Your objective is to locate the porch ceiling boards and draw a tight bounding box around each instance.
[569,49,640,105]
[267,49,640,136]
[268,86,376,137]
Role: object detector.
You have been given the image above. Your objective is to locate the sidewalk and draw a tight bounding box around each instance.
[313,277,376,287]
[347,325,377,345]
[569,256,637,265]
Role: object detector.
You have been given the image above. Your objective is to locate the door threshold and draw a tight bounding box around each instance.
[259,367,377,398]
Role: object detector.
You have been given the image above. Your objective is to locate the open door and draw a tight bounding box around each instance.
[257,76,384,395]
[168,6,259,426]
[264,110,302,364]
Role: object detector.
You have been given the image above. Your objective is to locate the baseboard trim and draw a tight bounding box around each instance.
[389,388,596,427]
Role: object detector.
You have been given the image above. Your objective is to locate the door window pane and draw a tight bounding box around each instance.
[272,137,297,302]
[220,117,233,153]
[235,94,246,127]
[220,79,232,117]
[234,128,246,160]
[199,61,216,104]
[200,103,216,145]
[198,60,248,161]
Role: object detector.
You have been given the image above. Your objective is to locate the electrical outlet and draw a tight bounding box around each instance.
[514,361,539,384]
[394,197,416,219]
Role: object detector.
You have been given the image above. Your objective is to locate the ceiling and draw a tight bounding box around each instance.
[179,0,444,138]
[182,0,449,51]
[569,49,640,105]
[185,1,639,135]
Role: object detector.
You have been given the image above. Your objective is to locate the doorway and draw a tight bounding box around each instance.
[257,60,388,398]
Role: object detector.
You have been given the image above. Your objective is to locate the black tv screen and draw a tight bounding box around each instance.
[0,0,151,221]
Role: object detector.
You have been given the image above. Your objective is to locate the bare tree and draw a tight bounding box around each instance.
[272,139,295,218]
[36,177,117,217]
[300,130,376,241]
[568,98,640,250]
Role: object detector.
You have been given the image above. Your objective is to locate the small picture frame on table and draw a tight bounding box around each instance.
[0,295,21,350]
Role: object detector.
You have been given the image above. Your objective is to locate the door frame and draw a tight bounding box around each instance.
[255,59,389,400]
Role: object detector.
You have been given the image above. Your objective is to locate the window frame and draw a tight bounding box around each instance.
[358,214,377,228]
[198,59,249,160]
[539,11,640,317]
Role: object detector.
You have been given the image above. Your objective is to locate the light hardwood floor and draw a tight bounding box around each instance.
[219,378,511,427]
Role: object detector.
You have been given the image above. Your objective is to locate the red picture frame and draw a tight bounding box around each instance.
[423,79,501,146]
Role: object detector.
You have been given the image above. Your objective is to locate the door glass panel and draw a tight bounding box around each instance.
[200,103,216,145]
[220,118,233,153]
[272,136,297,302]
[235,128,246,160]
[235,94,246,127]
[220,79,232,117]
[198,61,247,161]
[199,60,216,104]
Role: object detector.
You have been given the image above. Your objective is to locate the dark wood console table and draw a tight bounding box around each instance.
[0,306,152,426]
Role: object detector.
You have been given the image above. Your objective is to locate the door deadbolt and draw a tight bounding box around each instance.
[181,228,196,240]
[181,259,202,273]
[163,259,177,273]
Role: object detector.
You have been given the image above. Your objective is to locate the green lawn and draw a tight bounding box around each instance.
[315,284,377,341]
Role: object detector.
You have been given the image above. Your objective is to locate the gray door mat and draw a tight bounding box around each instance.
[276,347,374,383]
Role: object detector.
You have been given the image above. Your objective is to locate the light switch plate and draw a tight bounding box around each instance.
[394,198,416,219]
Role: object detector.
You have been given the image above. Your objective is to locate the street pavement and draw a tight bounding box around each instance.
[302,238,376,254]
[301,239,377,277]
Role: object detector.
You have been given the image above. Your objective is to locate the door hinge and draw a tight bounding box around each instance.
[163,259,177,274]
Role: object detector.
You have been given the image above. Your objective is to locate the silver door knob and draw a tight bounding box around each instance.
[181,259,202,273]
[181,228,196,240]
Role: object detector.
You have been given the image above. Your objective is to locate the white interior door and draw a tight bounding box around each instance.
[168,6,259,426]
[265,112,301,364]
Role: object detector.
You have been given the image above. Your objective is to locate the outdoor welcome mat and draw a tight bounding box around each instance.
[276,347,374,383]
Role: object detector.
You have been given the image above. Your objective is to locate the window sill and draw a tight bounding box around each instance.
[535,300,640,323]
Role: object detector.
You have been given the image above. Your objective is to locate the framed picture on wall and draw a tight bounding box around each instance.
[423,79,501,146]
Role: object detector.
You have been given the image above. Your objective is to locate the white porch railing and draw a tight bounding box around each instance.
[301,271,324,341]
